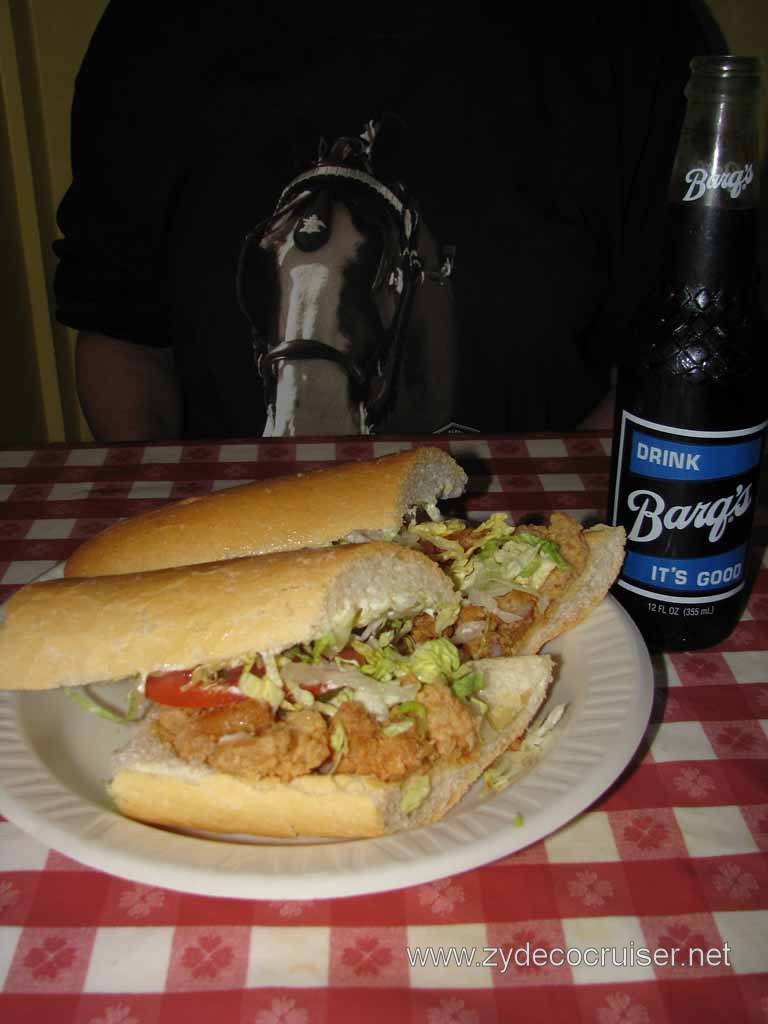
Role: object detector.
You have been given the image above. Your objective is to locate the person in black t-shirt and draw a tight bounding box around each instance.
[54,1,724,440]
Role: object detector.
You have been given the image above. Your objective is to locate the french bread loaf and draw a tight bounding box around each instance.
[64,446,467,577]
[0,542,455,691]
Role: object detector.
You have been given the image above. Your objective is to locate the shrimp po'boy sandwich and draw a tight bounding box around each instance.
[0,542,555,838]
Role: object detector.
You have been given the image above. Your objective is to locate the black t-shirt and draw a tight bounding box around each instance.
[53,1,723,437]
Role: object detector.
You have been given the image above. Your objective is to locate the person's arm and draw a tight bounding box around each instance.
[54,5,203,443]
[76,332,183,442]
[577,367,616,430]
[577,388,615,430]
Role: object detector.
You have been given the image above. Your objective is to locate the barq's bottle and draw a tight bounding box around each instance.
[608,56,766,652]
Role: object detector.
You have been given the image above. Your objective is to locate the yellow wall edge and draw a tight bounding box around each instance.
[0,2,64,442]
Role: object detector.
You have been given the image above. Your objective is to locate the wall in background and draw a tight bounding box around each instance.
[0,1,765,446]
[0,5,55,445]
[707,0,768,153]
[707,1,768,54]
[1,0,106,444]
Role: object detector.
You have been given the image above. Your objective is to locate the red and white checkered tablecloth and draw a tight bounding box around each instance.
[0,434,766,1023]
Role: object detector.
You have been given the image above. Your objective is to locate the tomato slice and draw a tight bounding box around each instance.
[145,666,247,708]
[335,644,366,666]
[298,679,344,697]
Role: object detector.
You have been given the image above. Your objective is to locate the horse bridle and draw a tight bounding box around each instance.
[236,158,454,430]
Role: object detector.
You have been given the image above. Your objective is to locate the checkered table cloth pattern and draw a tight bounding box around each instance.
[0,434,766,1023]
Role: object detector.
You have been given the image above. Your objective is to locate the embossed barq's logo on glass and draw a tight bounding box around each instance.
[683,162,754,202]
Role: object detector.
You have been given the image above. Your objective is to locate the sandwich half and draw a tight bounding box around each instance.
[110,653,552,838]
[64,446,468,577]
[0,542,552,838]
[402,512,625,657]
[62,446,625,659]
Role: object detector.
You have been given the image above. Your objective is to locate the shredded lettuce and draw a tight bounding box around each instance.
[470,696,488,716]
[393,699,427,738]
[406,511,571,596]
[521,703,567,750]
[240,654,284,710]
[309,633,337,662]
[408,513,569,595]
[435,601,460,635]
[406,637,461,683]
[407,518,468,565]
[400,638,485,706]
[376,618,413,648]
[382,719,415,738]
[400,773,430,814]
[343,633,487,710]
[282,678,315,709]
[314,687,355,717]
[451,666,484,701]
[65,683,143,724]
[347,639,404,682]
[483,704,568,792]
[279,630,354,667]
[483,763,515,791]
[515,532,570,569]
[329,720,348,773]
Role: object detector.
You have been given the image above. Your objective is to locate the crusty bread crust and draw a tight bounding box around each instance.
[0,543,455,691]
[109,656,553,837]
[65,447,467,578]
[110,764,396,838]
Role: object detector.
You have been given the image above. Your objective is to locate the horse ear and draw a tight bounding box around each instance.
[359,120,380,159]
[317,137,328,163]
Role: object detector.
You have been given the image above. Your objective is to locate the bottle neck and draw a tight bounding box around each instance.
[669,100,759,209]
[668,56,761,211]
[660,57,762,291]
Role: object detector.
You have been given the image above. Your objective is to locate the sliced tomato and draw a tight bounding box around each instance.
[145,666,247,708]
[418,539,442,559]
[298,679,344,697]
[335,644,366,666]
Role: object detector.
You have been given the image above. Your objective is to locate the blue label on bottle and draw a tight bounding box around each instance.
[622,544,747,592]
[629,431,762,481]
[611,412,766,604]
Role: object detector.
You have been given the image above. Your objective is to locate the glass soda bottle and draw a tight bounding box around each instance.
[607,55,766,652]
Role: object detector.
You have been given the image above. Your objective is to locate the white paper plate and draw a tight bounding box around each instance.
[0,594,652,900]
